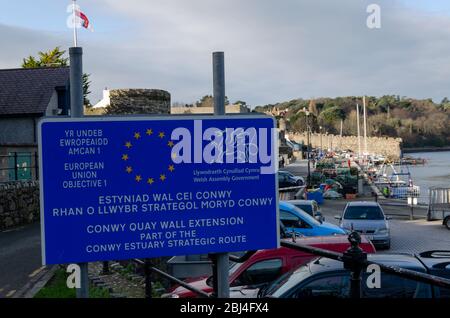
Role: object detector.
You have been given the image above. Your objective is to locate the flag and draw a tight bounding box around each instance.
[75,9,94,31]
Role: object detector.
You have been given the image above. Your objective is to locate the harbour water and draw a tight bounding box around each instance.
[398,151,450,204]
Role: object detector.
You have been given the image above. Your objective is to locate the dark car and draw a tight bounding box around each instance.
[261,251,450,298]
[278,171,303,188]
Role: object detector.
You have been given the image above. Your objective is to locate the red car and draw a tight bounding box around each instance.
[163,235,376,298]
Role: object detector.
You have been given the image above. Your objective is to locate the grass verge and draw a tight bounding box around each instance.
[34,268,110,298]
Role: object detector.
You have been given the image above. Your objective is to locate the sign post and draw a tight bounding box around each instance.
[38,115,279,267]
[212,51,229,298]
[69,46,89,298]
[407,196,417,221]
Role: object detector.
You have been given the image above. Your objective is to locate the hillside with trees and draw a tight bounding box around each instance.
[255,96,450,148]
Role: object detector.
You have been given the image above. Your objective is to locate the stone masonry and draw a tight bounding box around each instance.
[289,132,402,160]
[0,181,40,230]
[104,89,171,115]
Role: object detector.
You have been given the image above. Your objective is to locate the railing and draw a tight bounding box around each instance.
[98,231,450,299]
[279,185,305,200]
[280,233,450,297]
[0,152,39,182]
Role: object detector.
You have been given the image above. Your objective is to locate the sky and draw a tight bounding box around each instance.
[2,0,450,108]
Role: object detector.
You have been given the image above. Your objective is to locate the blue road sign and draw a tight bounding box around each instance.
[39,115,279,265]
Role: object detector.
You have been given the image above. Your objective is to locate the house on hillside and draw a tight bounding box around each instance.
[0,67,70,182]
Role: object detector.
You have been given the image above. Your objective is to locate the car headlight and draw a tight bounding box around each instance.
[378,229,389,234]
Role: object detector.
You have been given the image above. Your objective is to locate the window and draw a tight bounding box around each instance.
[232,259,283,287]
[280,210,312,229]
[344,206,384,220]
[296,204,312,215]
[291,274,350,298]
[362,273,431,298]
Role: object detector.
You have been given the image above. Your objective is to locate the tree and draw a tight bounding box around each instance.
[22,47,91,107]
[196,95,230,108]
[82,73,92,107]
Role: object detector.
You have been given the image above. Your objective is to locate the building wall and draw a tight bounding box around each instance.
[0,117,36,145]
[171,104,250,114]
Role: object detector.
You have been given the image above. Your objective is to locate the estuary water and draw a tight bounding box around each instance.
[402,151,450,204]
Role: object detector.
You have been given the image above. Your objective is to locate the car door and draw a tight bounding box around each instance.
[280,210,315,236]
[289,273,350,298]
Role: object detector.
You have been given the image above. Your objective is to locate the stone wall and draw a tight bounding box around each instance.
[288,132,402,160]
[0,181,40,230]
[105,89,171,115]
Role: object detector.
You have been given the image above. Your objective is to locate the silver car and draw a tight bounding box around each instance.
[335,201,391,249]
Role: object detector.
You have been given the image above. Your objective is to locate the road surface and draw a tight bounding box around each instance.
[0,223,42,298]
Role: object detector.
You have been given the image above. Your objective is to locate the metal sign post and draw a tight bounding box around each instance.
[69,46,89,298]
[212,51,230,298]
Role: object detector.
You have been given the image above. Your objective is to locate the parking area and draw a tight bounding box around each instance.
[309,195,450,254]
[283,159,450,255]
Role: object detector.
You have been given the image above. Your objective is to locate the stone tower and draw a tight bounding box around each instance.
[105,89,171,115]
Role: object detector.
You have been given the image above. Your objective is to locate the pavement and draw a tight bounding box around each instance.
[0,222,43,298]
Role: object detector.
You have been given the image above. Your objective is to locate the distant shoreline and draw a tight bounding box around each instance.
[402,146,450,154]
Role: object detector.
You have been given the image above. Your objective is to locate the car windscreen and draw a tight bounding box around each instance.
[266,264,313,298]
[295,204,312,214]
[344,206,384,220]
[291,205,321,226]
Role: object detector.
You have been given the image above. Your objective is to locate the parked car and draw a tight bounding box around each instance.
[443,213,450,230]
[280,201,345,236]
[258,251,450,299]
[162,235,376,298]
[287,200,324,222]
[335,201,391,249]
[278,170,305,187]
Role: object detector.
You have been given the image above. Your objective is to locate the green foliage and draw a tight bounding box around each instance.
[83,73,92,107]
[256,95,450,148]
[22,47,68,68]
[318,106,345,124]
[195,95,230,108]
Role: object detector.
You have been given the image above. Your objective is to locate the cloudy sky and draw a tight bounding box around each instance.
[2,0,450,107]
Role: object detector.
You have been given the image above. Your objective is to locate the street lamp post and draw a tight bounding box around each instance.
[304,107,311,187]
[319,126,323,158]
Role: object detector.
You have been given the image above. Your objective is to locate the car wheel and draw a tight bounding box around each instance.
[444,217,450,230]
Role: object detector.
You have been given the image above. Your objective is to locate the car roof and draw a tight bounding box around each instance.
[417,251,450,272]
[250,235,373,259]
[281,235,371,246]
[287,200,315,205]
[306,253,427,275]
[346,201,380,207]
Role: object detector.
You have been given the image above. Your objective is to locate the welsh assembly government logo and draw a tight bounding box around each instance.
[122,128,176,187]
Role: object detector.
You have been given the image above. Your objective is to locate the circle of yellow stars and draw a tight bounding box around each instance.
[122,128,176,187]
